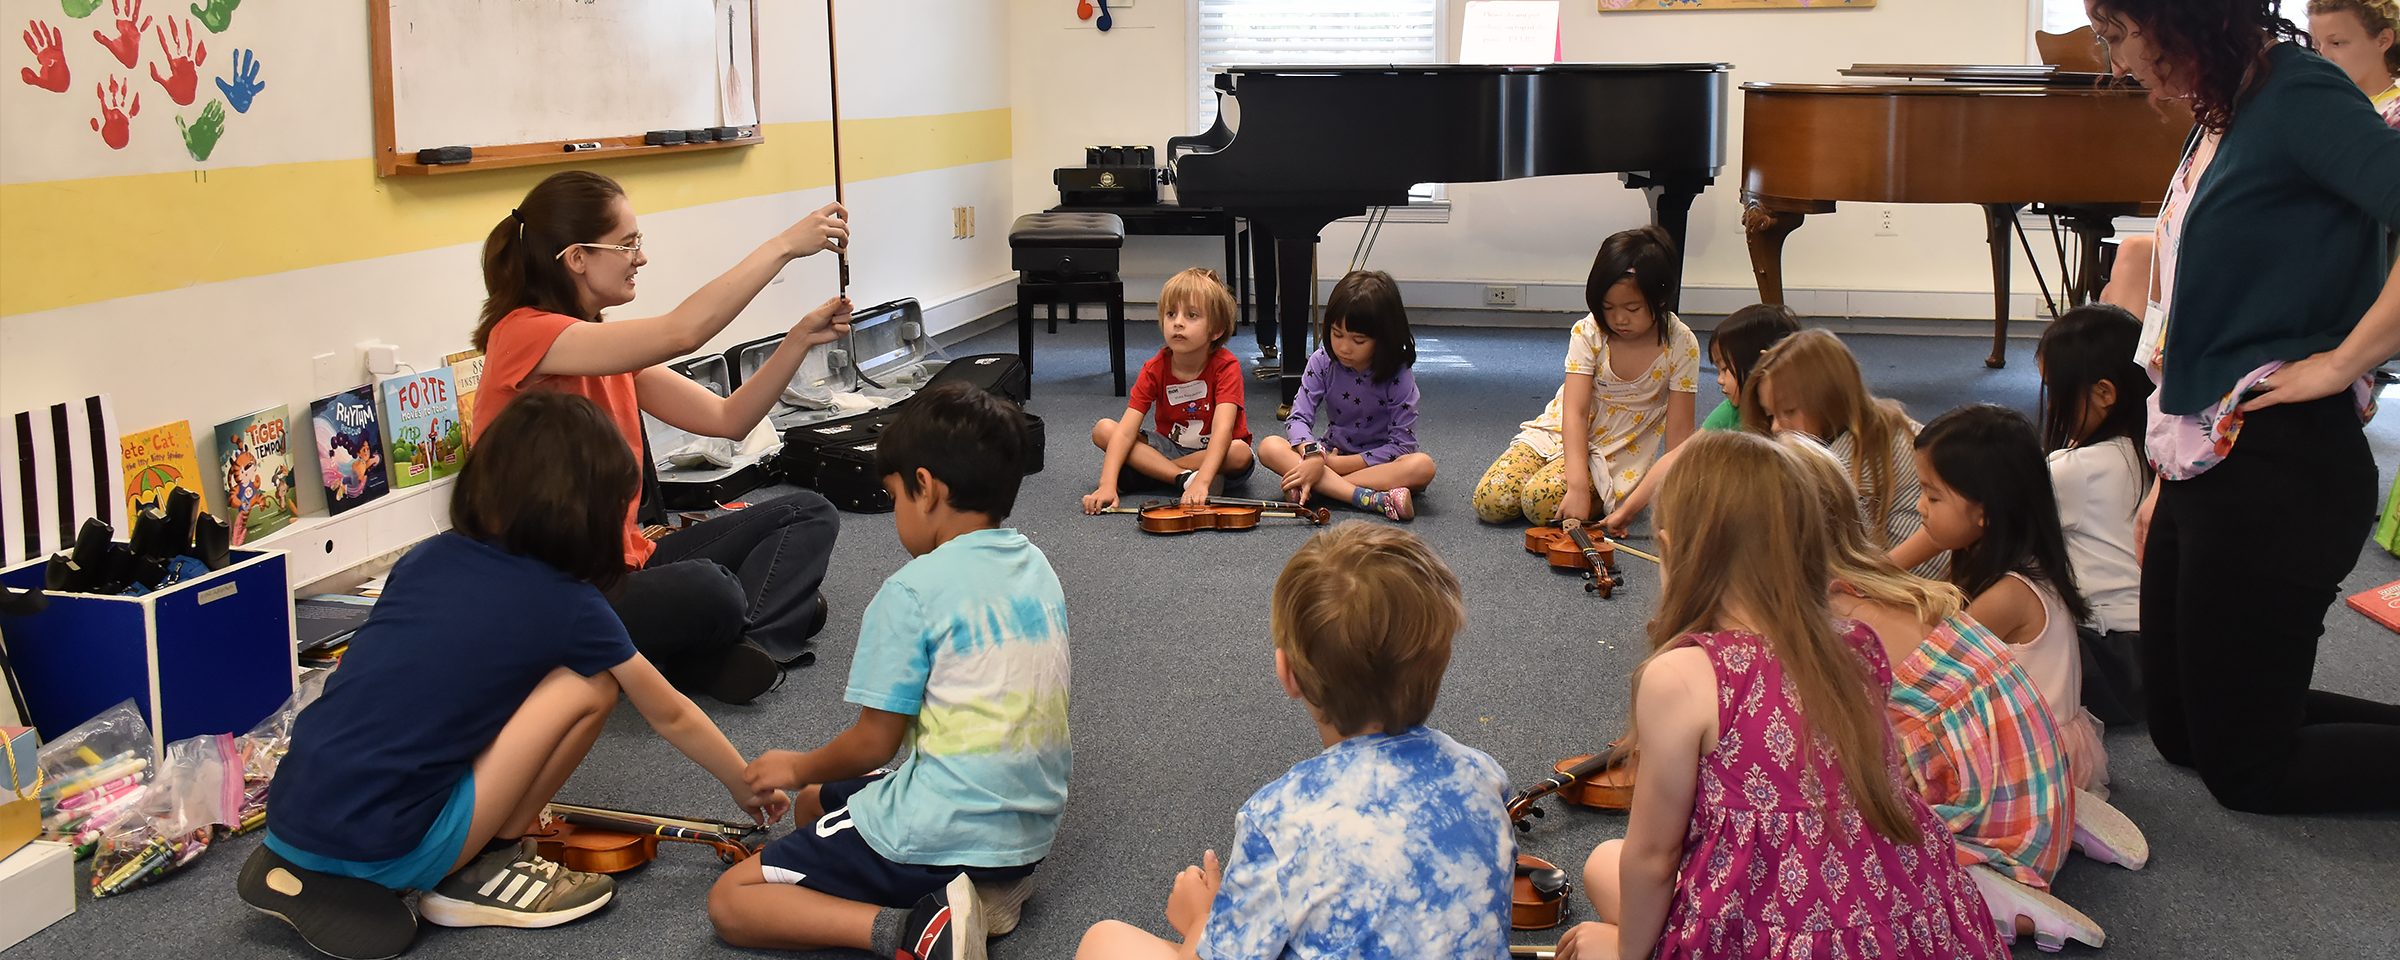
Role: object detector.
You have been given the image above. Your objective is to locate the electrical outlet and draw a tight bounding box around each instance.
[953,206,975,239]
[1875,206,1899,237]
[311,352,340,394]
[1483,284,1520,307]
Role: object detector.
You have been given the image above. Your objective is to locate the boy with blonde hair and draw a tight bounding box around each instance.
[1076,522,1515,960]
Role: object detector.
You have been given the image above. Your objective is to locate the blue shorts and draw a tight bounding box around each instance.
[756,774,1038,908]
[1138,429,1256,483]
[264,774,475,892]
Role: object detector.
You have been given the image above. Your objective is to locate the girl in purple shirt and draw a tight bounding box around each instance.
[1256,271,1437,520]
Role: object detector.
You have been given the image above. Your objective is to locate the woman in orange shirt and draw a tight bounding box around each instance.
[471,170,853,705]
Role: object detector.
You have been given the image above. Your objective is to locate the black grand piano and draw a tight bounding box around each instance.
[1170,63,1732,407]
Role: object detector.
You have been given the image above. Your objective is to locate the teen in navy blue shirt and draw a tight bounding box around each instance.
[241,391,787,959]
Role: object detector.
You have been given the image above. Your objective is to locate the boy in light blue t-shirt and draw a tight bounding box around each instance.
[709,383,1069,960]
[1076,522,1516,960]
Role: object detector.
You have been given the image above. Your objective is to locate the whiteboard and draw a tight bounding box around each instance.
[385,0,733,152]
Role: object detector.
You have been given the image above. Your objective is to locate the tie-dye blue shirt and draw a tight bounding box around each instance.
[843,528,1071,868]
[1198,726,1514,960]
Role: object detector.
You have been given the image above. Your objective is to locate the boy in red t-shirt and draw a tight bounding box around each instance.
[1082,267,1256,512]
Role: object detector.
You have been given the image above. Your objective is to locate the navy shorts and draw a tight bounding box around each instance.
[756,774,1038,908]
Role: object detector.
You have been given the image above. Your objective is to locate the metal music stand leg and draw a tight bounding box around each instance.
[1017,284,1037,377]
[1108,281,1128,397]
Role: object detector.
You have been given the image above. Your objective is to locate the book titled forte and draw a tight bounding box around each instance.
[310,385,390,515]
[380,368,465,489]
[213,406,298,546]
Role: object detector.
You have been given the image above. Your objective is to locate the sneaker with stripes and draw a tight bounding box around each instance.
[417,840,613,929]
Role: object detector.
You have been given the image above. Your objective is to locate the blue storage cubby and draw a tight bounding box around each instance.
[0,550,296,749]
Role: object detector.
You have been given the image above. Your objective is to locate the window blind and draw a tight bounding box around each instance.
[1195,1,1440,127]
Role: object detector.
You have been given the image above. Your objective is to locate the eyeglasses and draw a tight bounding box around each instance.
[556,236,643,260]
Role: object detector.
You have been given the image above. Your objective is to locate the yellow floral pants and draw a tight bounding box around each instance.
[1473,442,1570,524]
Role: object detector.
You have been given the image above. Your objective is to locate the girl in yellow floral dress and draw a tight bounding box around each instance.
[1472,226,1699,525]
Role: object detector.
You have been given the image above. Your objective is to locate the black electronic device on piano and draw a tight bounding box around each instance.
[1167,63,1731,407]
[1055,144,1161,207]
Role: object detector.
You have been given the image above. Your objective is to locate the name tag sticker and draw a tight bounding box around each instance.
[197,583,239,605]
[1164,380,1208,406]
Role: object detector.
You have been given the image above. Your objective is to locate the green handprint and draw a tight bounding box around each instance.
[62,1,104,17]
[177,98,224,160]
[188,0,234,33]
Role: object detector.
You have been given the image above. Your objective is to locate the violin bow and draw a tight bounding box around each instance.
[1503,747,1632,831]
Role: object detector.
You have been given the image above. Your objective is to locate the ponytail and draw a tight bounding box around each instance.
[472,171,627,351]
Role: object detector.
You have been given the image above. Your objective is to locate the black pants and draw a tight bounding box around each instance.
[2142,392,2400,813]
[609,491,840,682]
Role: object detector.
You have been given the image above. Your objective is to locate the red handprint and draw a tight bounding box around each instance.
[19,21,69,93]
[147,16,204,105]
[90,75,139,149]
[93,0,148,69]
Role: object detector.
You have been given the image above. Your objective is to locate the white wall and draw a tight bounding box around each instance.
[0,0,1015,523]
[1010,0,2098,319]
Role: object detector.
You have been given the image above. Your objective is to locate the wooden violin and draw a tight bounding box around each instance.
[1511,853,1571,930]
[1524,520,1624,597]
[1504,743,1638,831]
[1100,498,1331,533]
[528,803,770,874]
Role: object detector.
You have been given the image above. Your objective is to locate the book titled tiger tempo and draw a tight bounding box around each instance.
[380,368,466,489]
[213,406,298,546]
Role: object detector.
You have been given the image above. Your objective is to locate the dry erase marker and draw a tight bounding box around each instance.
[563,141,605,153]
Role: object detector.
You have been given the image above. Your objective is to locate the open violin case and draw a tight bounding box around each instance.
[730,298,1043,513]
[644,354,776,511]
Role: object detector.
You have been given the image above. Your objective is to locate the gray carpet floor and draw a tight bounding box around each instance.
[17,316,2400,959]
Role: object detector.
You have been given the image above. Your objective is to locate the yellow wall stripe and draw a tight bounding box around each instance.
[0,109,1010,318]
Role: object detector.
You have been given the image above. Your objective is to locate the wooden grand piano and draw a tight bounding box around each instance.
[1172,63,1731,406]
[1741,66,2194,367]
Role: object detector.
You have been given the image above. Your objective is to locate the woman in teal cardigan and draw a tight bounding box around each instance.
[2092,0,2400,814]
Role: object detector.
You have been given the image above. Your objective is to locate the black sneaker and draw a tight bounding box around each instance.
[706,640,782,705]
[237,845,418,960]
[417,840,613,929]
[894,872,987,960]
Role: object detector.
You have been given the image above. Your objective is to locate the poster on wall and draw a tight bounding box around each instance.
[1600,1,1874,9]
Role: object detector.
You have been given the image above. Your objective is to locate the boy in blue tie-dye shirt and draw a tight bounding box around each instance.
[1078,523,1516,960]
[710,383,1068,960]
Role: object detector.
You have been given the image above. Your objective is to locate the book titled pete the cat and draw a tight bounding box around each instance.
[380,368,465,489]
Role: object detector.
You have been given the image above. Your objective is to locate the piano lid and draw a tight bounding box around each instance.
[1838,63,2129,87]
[1213,62,1731,79]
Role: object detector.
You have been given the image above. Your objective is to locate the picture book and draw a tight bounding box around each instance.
[310,385,389,515]
[444,349,486,441]
[118,420,205,520]
[380,368,465,489]
[2346,579,2400,634]
[212,406,298,546]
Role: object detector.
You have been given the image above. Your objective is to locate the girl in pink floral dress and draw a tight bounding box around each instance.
[1555,432,2002,960]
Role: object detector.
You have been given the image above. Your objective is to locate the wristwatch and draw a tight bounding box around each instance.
[1295,440,1325,459]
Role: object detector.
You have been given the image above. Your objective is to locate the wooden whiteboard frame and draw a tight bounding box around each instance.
[369,0,764,177]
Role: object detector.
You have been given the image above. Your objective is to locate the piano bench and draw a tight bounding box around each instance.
[1011,213,1130,397]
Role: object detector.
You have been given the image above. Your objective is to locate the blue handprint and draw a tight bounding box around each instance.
[212,45,259,112]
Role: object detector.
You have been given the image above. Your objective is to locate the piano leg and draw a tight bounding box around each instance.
[1741,200,1811,306]
[1251,221,1279,359]
[1982,203,2026,369]
[1625,171,1713,310]
[1277,234,1317,411]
